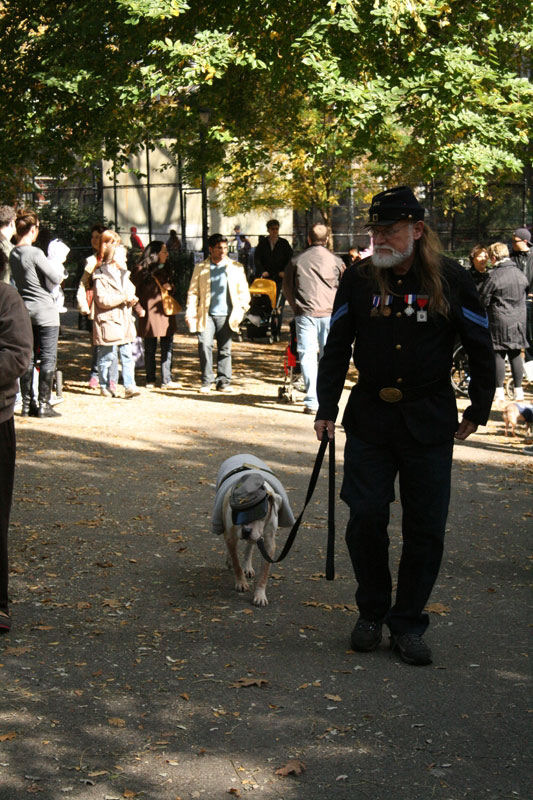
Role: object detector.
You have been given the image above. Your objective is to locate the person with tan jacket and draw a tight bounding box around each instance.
[92,231,143,398]
[186,233,250,393]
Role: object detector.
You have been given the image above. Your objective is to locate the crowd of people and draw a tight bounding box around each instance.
[0,190,532,651]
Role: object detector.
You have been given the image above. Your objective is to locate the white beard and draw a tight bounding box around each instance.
[371,228,415,269]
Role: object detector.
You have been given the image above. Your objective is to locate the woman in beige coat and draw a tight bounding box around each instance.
[93,232,143,398]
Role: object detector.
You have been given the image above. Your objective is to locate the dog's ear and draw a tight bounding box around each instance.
[272,492,283,513]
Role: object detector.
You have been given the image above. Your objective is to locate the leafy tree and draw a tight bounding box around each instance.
[0,0,530,220]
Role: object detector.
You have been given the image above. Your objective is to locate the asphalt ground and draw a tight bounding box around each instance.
[0,313,531,800]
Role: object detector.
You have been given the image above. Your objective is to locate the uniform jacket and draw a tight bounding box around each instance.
[186,256,250,333]
[212,454,295,535]
[92,263,138,346]
[479,258,528,350]
[131,261,177,339]
[283,244,345,317]
[0,283,33,423]
[317,255,495,445]
[254,236,293,284]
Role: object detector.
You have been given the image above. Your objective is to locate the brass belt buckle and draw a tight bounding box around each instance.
[379,387,403,403]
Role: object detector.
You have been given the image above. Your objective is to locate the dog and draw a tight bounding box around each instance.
[212,455,295,607]
[503,402,533,437]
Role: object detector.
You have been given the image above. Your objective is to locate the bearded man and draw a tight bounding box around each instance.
[314,186,495,666]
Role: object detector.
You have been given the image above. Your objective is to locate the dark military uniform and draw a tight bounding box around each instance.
[316,254,495,636]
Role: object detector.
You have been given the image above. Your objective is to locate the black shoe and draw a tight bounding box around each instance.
[390,632,432,665]
[350,617,383,652]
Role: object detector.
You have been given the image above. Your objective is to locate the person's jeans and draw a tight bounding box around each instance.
[98,344,135,389]
[197,315,232,387]
[340,420,453,635]
[144,335,173,385]
[295,315,331,410]
[31,324,59,372]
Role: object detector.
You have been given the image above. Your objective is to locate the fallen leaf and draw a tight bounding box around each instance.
[227,790,240,797]
[275,759,306,776]
[230,677,268,688]
[324,694,342,702]
[108,718,126,728]
[3,646,31,656]
[425,603,450,615]
[0,731,17,741]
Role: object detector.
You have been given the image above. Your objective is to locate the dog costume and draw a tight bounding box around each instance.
[212,454,295,535]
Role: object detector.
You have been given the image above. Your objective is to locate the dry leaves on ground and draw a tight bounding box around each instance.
[275,759,306,777]
[108,717,126,728]
[230,677,268,688]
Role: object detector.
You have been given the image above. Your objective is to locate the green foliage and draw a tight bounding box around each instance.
[37,199,110,251]
[0,0,530,216]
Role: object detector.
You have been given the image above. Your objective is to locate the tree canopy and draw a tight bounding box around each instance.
[0,0,530,217]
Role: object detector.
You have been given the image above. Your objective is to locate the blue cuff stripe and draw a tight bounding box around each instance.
[331,302,349,325]
[462,306,488,328]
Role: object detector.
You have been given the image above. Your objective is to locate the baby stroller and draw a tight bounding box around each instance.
[277,319,302,403]
[241,278,282,343]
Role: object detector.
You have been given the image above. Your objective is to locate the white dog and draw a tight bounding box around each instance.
[212,455,295,607]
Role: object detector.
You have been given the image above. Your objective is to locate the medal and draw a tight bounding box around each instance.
[370,294,381,317]
[416,295,428,322]
[381,295,392,317]
[404,294,415,316]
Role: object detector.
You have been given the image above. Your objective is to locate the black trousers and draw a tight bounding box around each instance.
[0,417,16,614]
[340,418,453,635]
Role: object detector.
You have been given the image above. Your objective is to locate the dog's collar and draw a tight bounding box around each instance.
[219,463,275,489]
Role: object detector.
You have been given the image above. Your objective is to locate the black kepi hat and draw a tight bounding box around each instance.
[366,185,425,227]
[230,474,268,525]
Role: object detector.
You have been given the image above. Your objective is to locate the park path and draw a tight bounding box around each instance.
[0,316,530,800]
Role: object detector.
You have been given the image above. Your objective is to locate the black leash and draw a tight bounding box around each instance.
[256,431,336,580]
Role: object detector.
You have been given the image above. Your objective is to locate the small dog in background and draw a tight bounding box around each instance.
[212,455,295,607]
[503,402,533,437]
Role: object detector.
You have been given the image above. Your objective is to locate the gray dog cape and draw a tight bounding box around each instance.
[212,454,295,535]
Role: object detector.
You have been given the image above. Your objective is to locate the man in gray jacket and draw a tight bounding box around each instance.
[283,223,345,413]
[0,254,33,633]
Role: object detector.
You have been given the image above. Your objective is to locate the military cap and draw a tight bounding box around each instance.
[366,185,425,226]
[230,474,268,525]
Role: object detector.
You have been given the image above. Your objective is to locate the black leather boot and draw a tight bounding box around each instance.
[20,368,38,417]
[37,370,61,418]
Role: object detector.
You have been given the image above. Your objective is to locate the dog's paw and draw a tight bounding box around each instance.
[235,579,249,593]
[244,566,255,579]
[252,590,268,607]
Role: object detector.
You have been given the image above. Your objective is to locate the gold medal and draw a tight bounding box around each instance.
[382,307,391,317]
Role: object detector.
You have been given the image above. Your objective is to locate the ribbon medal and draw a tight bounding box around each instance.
[404,294,415,316]
[370,294,381,317]
[416,295,428,322]
[381,294,393,317]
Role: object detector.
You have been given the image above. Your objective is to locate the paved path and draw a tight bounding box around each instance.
[0,319,530,799]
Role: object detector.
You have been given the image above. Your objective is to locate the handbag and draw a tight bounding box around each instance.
[152,274,181,316]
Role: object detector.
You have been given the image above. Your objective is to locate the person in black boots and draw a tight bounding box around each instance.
[314,186,495,666]
[0,250,33,632]
[9,210,64,418]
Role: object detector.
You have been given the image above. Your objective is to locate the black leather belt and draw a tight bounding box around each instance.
[356,375,450,403]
